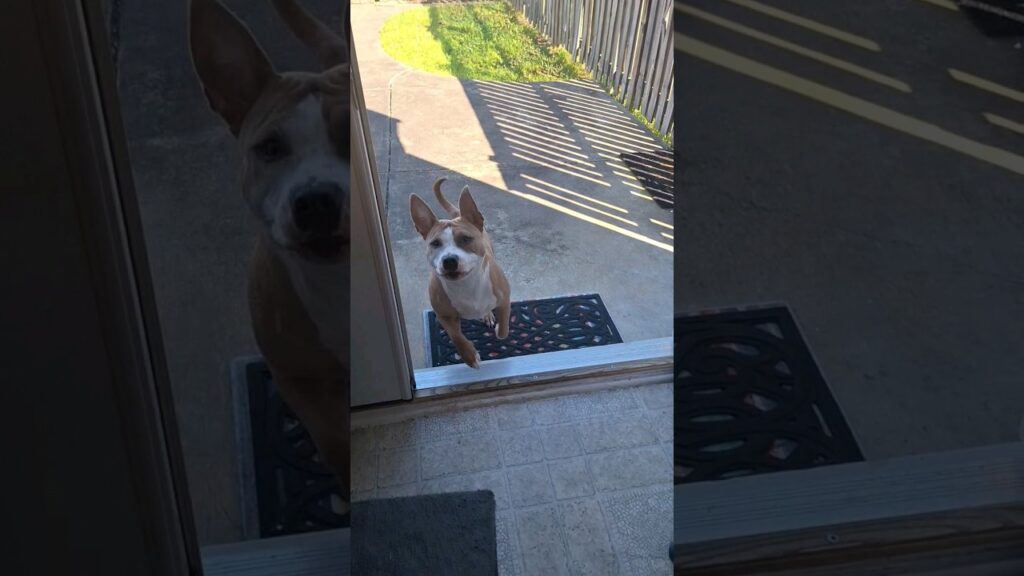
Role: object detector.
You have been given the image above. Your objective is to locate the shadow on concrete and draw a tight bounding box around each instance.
[368,84,675,370]
[463,78,676,233]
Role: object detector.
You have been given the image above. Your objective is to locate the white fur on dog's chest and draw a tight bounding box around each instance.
[441,264,497,320]
[280,251,349,363]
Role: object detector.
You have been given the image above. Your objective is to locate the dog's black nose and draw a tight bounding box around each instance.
[293,191,340,236]
[442,256,459,272]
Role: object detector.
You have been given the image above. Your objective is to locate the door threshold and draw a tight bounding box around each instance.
[412,337,672,398]
[201,528,349,576]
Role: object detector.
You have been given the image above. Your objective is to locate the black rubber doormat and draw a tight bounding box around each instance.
[425,293,623,367]
[245,361,349,537]
[674,306,863,485]
[620,149,674,209]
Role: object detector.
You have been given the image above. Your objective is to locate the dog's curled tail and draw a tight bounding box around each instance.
[433,177,459,218]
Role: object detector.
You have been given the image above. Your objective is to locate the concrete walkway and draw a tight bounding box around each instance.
[353,3,674,369]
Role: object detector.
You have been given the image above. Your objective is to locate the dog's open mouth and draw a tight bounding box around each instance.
[442,270,464,280]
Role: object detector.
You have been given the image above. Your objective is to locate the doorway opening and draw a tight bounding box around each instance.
[351,0,675,403]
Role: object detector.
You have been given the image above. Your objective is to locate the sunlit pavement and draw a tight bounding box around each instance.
[677,0,1024,458]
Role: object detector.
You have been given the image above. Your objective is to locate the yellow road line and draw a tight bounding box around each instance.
[677,4,911,93]
[661,232,675,240]
[725,0,881,51]
[984,113,1024,136]
[676,34,1024,177]
[949,69,1024,103]
[916,0,959,10]
[650,218,674,230]
[507,188,673,252]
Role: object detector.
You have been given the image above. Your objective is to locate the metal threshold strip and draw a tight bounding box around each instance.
[201,528,350,576]
[413,336,673,398]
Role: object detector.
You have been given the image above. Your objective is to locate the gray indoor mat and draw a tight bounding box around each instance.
[352,491,498,576]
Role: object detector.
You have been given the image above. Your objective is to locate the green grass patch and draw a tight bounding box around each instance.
[630,107,673,149]
[379,2,588,82]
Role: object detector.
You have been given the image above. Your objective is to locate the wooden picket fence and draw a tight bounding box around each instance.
[506,0,674,141]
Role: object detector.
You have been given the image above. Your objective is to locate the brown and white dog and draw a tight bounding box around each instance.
[410,178,511,368]
[189,0,351,515]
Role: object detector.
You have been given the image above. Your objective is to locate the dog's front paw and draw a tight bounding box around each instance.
[456,341,482,369]
[483,312,496,329]
[465,349,481,369]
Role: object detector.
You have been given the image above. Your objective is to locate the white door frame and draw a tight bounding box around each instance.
[13,0,200,572]
[351,43,415,406]
[348,49,674,402]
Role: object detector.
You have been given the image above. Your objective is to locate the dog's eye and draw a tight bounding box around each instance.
[253,133,290,162]
[429,239,442,248]
[457,235,472,245]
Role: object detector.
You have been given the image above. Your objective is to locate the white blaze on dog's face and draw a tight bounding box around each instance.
[410,190,487,281]
[189,0,350,262]
[428,225,483,280]
[240,80,350,262]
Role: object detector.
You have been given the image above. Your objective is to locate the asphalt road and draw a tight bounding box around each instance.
[676,0,1024,458]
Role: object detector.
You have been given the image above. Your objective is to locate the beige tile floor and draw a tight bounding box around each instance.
[353,383,674,575]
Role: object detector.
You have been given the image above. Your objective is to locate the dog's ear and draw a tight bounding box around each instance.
[410,194,438,239]
[189,0,276,136]
[270,0,348,70]
[458,187,484,231]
